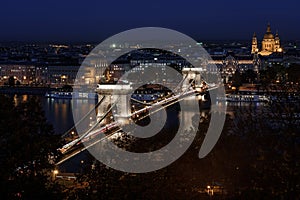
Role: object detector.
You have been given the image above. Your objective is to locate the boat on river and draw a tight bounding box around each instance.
[45,91,98,100]
[218,94,270,103]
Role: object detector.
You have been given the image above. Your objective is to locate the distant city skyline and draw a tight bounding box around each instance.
[1,0,300,42]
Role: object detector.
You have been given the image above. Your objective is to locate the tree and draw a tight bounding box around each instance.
[16,80,21,86]
[286,64,300,83]
[231,69,242,93]
[0,95,64,199]
[242,69,257,83]
[225,85,300,199]
[8,76,15,86]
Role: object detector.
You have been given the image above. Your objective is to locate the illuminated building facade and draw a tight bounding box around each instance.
[251,23,283,56]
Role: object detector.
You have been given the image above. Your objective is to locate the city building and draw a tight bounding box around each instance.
[47,65,80,86]
[251,23,283,56]
[0,63,38,85]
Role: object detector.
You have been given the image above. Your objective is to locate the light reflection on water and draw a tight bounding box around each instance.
[14,95,96,135]
[13,95,267,135]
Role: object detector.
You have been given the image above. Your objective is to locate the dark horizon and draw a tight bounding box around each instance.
[1,0,300,42]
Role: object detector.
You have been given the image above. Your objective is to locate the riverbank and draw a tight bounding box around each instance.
[0,86,53,95]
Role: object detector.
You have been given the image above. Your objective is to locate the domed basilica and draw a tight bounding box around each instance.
[251,23,283,56]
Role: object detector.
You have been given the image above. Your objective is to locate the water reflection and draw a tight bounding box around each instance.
[13,95,268,136]
[13,95,96,135]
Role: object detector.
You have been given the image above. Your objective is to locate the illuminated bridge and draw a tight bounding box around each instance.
[56,68,222,165]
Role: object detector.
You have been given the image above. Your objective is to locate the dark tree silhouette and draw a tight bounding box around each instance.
[0,95,64,199]
[231,69,242,93]
[8,76,15,86]
[242,69,257,83]
[286,64,300,83]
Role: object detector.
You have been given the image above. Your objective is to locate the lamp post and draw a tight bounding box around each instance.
[52,169,59,180]
[207,185,214,198]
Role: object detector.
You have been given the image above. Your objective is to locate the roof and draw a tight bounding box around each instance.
[263,24,275,40]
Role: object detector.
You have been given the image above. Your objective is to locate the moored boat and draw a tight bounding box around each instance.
[45,91,98,100]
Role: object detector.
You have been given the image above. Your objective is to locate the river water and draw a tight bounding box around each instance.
[14,95,96,135]
[14,95,268,135]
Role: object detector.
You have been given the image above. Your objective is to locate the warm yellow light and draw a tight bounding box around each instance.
[53,170,59,175]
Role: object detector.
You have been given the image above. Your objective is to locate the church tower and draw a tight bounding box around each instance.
[274,31,281,52]
[251,32,258,54]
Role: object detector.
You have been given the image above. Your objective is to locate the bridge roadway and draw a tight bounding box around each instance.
[56,85,219,165]
[59,74,190,140]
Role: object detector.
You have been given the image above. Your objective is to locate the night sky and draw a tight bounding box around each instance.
[1,0,300,42]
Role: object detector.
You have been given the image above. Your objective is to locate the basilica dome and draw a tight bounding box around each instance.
[263,24,274,40]
[263,32,274,40]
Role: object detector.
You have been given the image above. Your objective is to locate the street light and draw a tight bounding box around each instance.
[52,169,59,180]
[207,185,214,196]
